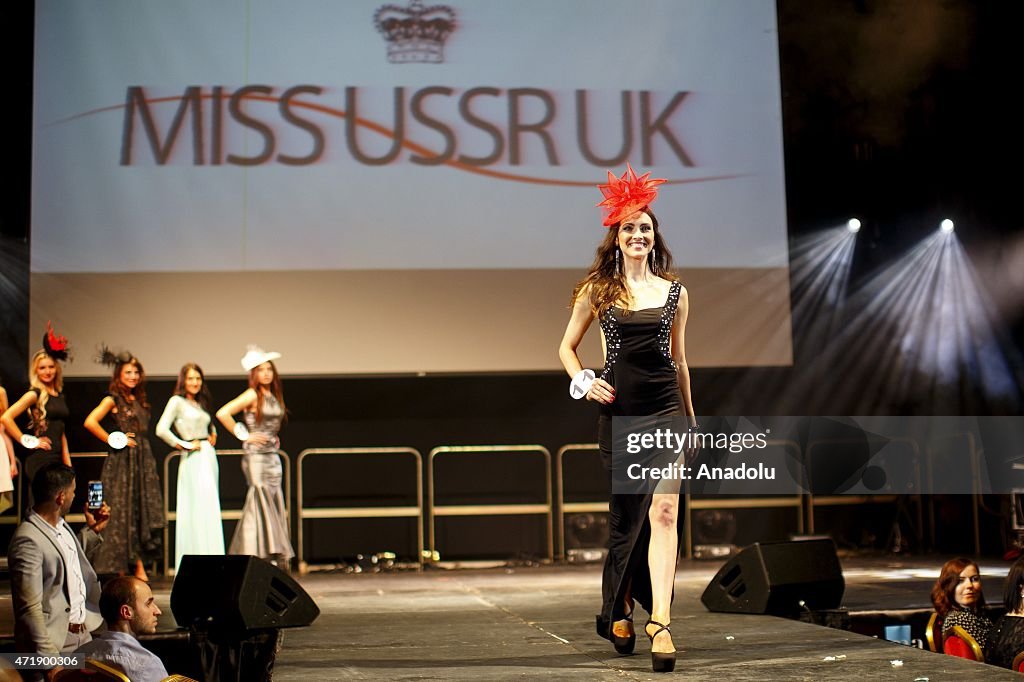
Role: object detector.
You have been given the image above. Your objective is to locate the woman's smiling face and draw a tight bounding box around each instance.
[617,210,654,260]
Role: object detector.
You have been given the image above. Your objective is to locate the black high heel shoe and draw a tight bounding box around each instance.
[645,620,676,673]
[611,612,635,655]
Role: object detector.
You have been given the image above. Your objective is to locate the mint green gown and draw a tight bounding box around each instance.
[155,395,225,571]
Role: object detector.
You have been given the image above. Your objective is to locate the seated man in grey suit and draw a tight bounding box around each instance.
[77,576,169,682]
[8,462,109,655]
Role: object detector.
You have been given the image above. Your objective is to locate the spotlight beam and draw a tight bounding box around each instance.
[790,227,856,345]
[794,234,944,411]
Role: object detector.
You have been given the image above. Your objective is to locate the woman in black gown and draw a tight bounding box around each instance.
[988,554,1024,669]
[559,164,696,673]
[84,349,165,581]
[1,325,73,507]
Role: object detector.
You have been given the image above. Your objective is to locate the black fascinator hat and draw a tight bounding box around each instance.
[96,345,133,367]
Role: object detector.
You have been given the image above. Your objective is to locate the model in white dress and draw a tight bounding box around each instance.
[1,385,16,514]
[0,426,14,513]
[155,395,224,571]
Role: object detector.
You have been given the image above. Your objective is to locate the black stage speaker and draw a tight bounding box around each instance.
[700,539,844,616]
[171,555,320,631]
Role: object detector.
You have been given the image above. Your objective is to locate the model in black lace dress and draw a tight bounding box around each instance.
[84,350,165,580]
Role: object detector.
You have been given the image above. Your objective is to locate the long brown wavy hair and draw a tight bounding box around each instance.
[570,207,677,319]
[29,349,63,436]
[173,362,212,414]
[931,557,985,616]
[248,361,286,425]
[106,352,149,408]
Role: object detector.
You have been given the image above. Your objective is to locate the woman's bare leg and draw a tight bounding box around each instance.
[646,493,678,653]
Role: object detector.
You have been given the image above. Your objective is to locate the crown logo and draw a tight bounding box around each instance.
[374,0,457,64]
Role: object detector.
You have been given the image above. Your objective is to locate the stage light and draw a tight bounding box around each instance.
[940,219,954,234]
[847,218,861,233]
[810,227,1019,413]
[788,224,857,357]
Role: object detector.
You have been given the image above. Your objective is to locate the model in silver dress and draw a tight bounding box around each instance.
[216,347,294,565]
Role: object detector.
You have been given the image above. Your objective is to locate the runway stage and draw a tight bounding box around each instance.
[3,556,1019,680]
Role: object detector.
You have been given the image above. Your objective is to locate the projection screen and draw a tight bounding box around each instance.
[31,0,791,376]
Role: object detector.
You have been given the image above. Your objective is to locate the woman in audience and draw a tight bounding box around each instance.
[931,557,992,654]
[987,555,1024,669]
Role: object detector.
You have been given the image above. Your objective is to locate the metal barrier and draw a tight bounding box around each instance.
[162,448,291,575]
[428,445,553,562]
[684,439,805,558]
[553,440,805,560]
[554,444,607,560]
[296,447,424,573]
[806,437,923,548]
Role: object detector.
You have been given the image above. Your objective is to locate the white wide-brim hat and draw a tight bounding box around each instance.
[241,345,281,371]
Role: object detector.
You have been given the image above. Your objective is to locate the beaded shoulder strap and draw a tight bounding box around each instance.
[658,281,682,365]
[598,307,621,379]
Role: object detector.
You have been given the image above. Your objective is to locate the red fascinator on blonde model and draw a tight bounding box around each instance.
[596,162,667,227]
[42,321,70,361]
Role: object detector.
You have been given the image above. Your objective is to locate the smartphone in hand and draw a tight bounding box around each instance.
[87,480,103,510]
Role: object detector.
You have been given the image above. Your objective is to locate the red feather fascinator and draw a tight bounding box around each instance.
[596,162,666,227]
[42,321,70,361]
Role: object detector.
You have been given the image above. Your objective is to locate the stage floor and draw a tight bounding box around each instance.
[3,556,1020,680]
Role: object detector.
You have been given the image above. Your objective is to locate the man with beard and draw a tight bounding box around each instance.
[77,576,169,681]
[8,463,108,677]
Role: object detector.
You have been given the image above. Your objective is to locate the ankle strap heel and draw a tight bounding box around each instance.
[611,611,635,655]
[645,620,676,673]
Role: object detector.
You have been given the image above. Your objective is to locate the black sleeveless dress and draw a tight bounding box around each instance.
[24,389,70,507]
[595,280,684,640]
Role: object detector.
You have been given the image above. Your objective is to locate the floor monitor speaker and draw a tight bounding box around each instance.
[171,555,320,631]
[700,539,844,616]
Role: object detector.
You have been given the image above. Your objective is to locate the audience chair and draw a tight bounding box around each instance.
[0,657,24,682]
[942,625,984,663]
[52,658,128,682]
[924,612,943,653]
